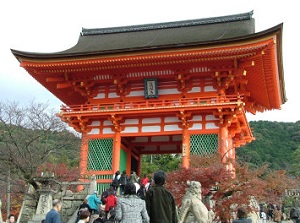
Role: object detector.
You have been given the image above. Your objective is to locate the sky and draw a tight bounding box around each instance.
[0,0,299,122]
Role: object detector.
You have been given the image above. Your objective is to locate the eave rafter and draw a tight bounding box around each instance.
[20,38,274,73]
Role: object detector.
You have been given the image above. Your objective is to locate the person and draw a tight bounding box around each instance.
[232,207,252,223]
[290,207,300,223]
[111,171,121,193]
[93,210,106,223]
[104,209,116,223]
[76,199,92,222]
[273,206,282,223]
[119,170,128,195]
[45,199,62,223]
[128,171,139,184]
[137,183,146,200]
[146,170,177,223]
[101,187,112,205]
[79,198,92,212]
[87,191,102,214]
[260,209,267,223]
[140,174,149,187]
[104,188,117,217]
[115,183,150,223]
[78,209,90,223]
[145,178,152,191]
[7,214,16,223]
[267,203,274,220]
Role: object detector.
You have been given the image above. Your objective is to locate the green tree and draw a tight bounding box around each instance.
[290,146,300,177]
[141,154,181,176]
[0,101,80,190]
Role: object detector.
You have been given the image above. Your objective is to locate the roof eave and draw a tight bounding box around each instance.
[11,23,282,61]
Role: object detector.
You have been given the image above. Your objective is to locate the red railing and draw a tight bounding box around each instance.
[60,95,243,114]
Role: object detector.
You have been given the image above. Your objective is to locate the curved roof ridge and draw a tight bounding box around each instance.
[81,11,253,36]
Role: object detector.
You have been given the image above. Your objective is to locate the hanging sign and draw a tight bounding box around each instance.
[144,78,158,98]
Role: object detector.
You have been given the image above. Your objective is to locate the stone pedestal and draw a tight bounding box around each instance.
[28,189,53,223]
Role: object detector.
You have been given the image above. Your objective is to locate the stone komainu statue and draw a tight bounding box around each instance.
[178,181,214,223]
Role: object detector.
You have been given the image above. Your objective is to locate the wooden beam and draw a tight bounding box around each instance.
[57,82,73,89]
[46,77,65,82]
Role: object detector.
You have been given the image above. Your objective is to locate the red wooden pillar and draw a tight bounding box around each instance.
[78,132,89,191]
[112,131,121,173]
[182,127,190,169]
[219,125,228,162]
[228,136,234,159]
[80,132,89,177]
[227,134,236,177]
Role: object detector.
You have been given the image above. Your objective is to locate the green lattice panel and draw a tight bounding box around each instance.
[120,148,127,172]
[95,175,112,193]
[190,134,218,155]
[97,183,111,194]
[88,138,113,171]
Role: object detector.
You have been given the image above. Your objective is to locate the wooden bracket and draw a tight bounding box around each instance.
[114,78,128,97]
[176,110,192,128]
[110,114,124,132]
[176,73,192,96]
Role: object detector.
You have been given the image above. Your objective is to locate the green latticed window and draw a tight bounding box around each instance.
[88,138,113,171]
[190,134,218,155]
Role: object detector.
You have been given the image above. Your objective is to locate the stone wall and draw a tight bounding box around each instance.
[54,184,89,223]
[18,180,93,223]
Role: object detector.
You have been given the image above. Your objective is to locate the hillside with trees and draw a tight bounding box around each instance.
[237,120,300,175]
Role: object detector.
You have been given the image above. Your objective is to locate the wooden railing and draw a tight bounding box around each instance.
[60,95,243,114]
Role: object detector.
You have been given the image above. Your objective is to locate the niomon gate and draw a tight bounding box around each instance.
[12,11,286,191]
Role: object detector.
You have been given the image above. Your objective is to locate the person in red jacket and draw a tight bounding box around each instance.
[104,189,117,217]
[140,174,149,187]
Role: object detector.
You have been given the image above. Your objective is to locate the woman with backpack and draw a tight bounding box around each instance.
[119,170,128,195]
[111,171,121,193]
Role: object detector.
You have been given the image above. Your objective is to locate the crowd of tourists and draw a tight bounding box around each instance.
[44,169,177,223]
[257,197,300,223]
[5,170,300,223]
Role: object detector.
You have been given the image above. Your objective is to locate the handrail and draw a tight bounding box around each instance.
[60,95,244,114]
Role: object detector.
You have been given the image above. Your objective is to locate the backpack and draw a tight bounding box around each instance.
[112,176,119,187]
[119,174,127,185]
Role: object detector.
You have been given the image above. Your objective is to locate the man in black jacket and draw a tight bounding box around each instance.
[146,170,178,223]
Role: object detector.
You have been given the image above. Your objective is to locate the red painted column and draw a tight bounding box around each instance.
[227,135,234,160]
[80,132,89,177]
[78,132,89,191]
[126,149,132,176]
[182,127,190,169]
[112,130,121,173]
[218,125,228,163]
